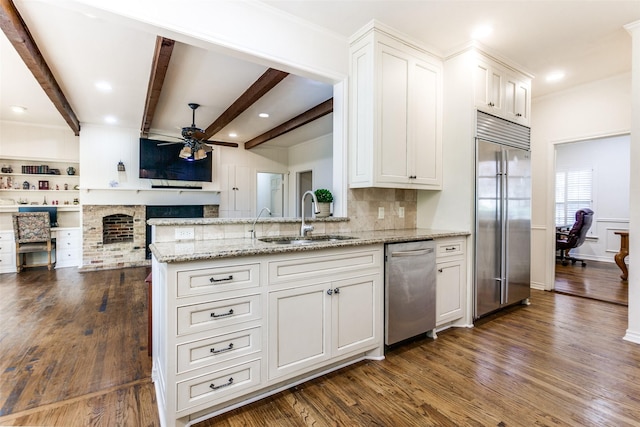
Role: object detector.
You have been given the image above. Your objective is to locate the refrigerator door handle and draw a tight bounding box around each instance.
[500,150,508,306]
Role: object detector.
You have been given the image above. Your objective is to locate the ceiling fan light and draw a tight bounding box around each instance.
[194,148,207,160]
[179,145,192,159]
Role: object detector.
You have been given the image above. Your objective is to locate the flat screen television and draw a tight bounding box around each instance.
[139,138,212,182]
[18,206,58,227]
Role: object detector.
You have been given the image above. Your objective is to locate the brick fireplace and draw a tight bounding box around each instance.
[82,205,147,270]
[82,204,219,270]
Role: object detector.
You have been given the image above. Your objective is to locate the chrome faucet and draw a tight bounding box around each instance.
[300,190,320,237]
[251,207,271,239]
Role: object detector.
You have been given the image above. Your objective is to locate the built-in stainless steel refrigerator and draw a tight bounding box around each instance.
[475,111,531,319]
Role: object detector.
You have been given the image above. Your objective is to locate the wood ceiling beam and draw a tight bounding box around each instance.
[207,141,239,148]
[141,36,175,137]
[0,0,80,135]
[202,68,289,140]
[244,98,333,150]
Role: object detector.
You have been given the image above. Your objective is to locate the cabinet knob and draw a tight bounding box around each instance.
[516,113,522,117]
[438,268,443,273]
[409,175,417,179]
[334,288,340,294]
[327,289,333,295]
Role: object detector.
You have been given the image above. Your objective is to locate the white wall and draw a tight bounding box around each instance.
[530,73,631,290]
[0,121,78,161]
[555,135,630,262]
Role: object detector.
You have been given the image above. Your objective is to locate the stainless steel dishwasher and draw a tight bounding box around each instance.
[384,240,436,345]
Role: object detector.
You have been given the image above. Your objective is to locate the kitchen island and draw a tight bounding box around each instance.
[148,223,469,427]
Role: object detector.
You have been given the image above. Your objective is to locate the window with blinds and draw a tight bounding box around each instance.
[555,169,593,226]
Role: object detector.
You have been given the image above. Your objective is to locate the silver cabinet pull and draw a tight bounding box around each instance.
[334,288,340,294]
[210,275,233,283]
[210,377,233,390]
[327,289,333,295]
[210,309,234,318]
[210,343,234,354]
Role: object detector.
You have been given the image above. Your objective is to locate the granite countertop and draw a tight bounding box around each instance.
[149,228,470,263]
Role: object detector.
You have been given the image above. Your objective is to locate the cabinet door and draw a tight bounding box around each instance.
[219,165,251,217]
[268,283,330,379]
[378,44,410,184]
[331,274,380,357]
[474,59,503,115]
[411,59,441,187]
[504,74,530,126]
[436,259,464,325]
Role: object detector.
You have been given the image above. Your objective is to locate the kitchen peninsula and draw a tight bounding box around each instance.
[148,217,469,427]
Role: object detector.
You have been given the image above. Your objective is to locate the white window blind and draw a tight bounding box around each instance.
[555,169,593,226]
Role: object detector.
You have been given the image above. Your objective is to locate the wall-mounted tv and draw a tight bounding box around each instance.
[139,138,212,182]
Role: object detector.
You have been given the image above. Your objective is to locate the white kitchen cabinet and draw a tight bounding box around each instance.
[0,230,16,273]
[504,72,531,125]
[267,248,382,380]
[473,54,531,126]
[268,273,379,380]
[435,237,467,326]
[53,228,80,268]
[152,245,384,427]
[219,164,250,218]
[349,22,442,190]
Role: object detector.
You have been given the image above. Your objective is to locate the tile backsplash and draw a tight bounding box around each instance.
[347,188,417,231]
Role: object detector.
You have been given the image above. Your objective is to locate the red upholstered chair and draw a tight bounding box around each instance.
[556,208,594,267]
[12,212,56,272]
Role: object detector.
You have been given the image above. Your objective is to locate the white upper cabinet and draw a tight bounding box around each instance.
[349,23,443,190]
[473,53,531,126]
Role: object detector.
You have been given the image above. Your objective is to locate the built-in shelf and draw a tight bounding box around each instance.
[81,187,219,194]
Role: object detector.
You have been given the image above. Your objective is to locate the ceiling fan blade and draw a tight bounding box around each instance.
[157,141,184,146]
[202,144,213,152]
[193,130,207,140]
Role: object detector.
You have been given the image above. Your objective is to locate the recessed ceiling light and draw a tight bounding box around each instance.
[11,105,27,113]
[471,25,493,40]
[95,81,112,92]
[546,71,566,82]
[84,12,97,19]
[104,115,117,124]
[258,113,269,118]
[228,132,237,138]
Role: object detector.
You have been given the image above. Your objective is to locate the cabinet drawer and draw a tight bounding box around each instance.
[436,239,464,259]
[0,232,13,254]
[268,249,381,285]
[55,248,79,267]
[0,253,16,272]
[176,359,261,411]
[177,327,261,374]
[177,294,261,336]
[177,263,260,297]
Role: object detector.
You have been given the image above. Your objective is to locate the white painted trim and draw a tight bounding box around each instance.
[623,329,640,344]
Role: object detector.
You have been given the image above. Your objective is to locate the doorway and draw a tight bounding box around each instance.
[298,170,312,217]
[553,134,630,304]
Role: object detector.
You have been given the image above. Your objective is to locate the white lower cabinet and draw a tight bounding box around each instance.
[268,273,379,380]
[436,237,467,326]
[0,231,16,273]
[53,228,80,268]
[152,245,384,427]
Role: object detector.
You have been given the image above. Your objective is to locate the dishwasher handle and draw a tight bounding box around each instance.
[390,248,433,257]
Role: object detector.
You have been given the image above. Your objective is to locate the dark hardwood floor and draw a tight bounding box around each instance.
[555,259,628,306]
[1,265,639,426]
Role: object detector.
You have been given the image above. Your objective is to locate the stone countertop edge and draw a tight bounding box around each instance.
[147,216,350,226]
[149,228,470,263]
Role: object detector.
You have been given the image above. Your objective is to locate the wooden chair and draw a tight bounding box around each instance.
[12,212,56,272]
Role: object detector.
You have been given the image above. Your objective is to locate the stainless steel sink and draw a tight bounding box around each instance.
[258,235,357,245]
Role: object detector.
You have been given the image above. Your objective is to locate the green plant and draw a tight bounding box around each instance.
[314,188,333,203]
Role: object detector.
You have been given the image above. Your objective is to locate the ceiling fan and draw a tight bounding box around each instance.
[155,103,213,160]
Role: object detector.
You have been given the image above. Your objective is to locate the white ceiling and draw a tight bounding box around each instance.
[1,1,639,146]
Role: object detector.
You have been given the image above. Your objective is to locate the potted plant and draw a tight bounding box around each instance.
[314,189,333,218]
